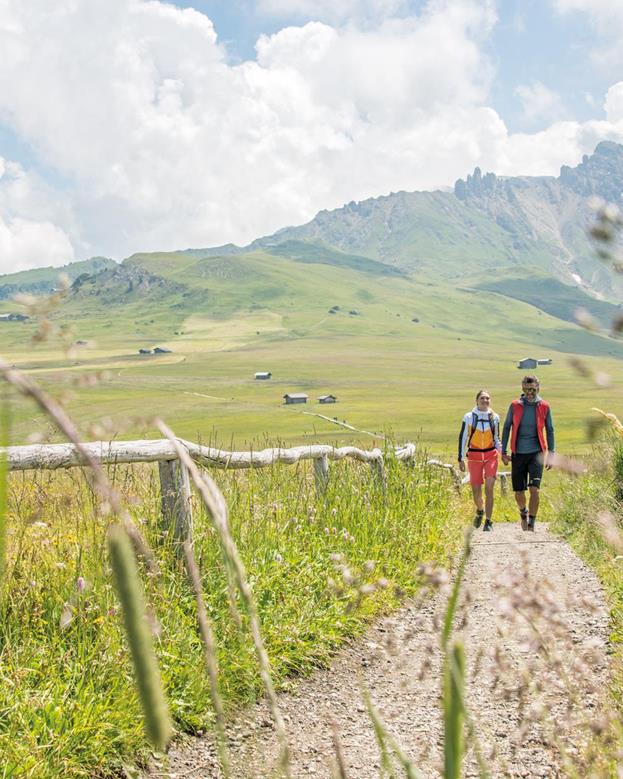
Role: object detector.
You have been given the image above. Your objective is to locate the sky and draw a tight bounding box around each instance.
[1,0,623,273]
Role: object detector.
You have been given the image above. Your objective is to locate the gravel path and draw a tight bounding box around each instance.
[150,522,610,778]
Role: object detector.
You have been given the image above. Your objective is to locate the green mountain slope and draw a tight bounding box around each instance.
[0,257,116,301]
[2,244,623,450]
[474,271,623,329]
[40,247,622,363]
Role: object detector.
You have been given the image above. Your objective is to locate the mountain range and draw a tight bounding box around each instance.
[1,141,622,343]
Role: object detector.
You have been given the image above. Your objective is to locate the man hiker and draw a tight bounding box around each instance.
[501,375,555,532]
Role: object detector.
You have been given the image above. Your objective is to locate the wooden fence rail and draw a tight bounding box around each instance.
[2,439,417,542]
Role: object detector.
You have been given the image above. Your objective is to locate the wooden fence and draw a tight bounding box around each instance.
[3,439,509,541]
[3,439,417,542]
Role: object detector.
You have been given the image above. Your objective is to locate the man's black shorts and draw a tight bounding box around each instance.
[511,452,544,491]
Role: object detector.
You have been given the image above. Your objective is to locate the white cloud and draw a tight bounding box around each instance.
[0,157,75,272]
[0,216,74,273]
[0,0,622,273]
[605,81,623,122]
[553,0,623,68]
[515,81,566,124]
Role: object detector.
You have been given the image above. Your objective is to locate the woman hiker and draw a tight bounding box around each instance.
[458,389,501,532]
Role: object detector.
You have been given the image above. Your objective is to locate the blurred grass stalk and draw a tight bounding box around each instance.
[364,691,423,779]
[442,530,472,779]
[0,391,8,584]
[443,642,465,779]
[182,539,230,777]
[108,524,172,752]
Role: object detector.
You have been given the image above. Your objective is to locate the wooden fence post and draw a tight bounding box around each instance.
[499,473,508,495]
[370,456,386,488]
[158,459,193,543]
[313,455,329,496]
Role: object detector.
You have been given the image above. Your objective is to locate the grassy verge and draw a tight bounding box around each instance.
[548,441,623,770]
[0,449,462,777]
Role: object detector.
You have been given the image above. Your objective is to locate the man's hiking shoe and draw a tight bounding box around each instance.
[483,519,493,532]
[527,516,536,532]
[520,508,529,531]
[473,510,484,529]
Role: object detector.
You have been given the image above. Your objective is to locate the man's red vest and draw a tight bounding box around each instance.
[510,399,550,453]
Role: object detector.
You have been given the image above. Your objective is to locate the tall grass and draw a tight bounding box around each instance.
[0,447,461,777]
[0,393,7,584]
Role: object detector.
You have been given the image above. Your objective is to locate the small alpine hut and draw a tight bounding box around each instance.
[138,348,152,355]
[283,393,308,405]
[255,371,272,380]
[318,394,337,404]
[517,357,552,369]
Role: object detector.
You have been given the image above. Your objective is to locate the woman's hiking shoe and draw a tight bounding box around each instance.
[483,519,493,532]
[527,515,536,532]
[473,509,484,528]
[519,508,529,531]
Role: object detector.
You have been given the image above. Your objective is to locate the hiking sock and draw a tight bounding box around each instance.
[473,509,484,528]
[528,514,536,532]
[519,507,529,531]
[483,518,493,532]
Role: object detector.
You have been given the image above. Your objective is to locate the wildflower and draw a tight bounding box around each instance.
[331,507,337,517]
[60,604,74,629]
[340,566,353,585]
[273,552,283,563]
[76,576,87,592]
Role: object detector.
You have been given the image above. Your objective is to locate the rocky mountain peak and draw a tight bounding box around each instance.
[453,167,497,200]
[559,141,623,204]
[453,142,623,205]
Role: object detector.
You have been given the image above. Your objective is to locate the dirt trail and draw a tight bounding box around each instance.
[152,522,610,778]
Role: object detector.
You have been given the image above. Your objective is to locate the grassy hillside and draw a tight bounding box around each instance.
[0,256,116,302]
[1,247,622,455]
[473,271,623,329]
